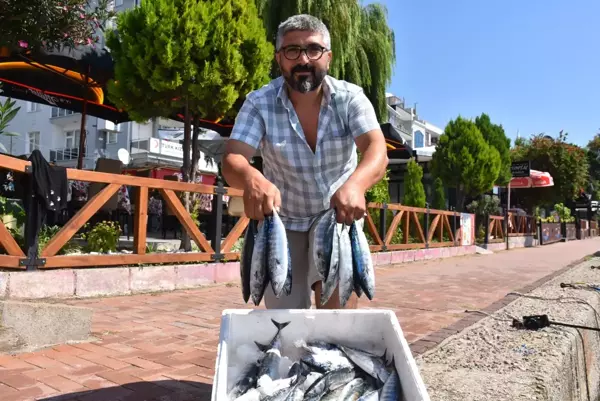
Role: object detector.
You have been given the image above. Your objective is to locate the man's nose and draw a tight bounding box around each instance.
[298,51,310,64]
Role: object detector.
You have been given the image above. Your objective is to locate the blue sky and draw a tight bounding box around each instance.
[363,0,600,147]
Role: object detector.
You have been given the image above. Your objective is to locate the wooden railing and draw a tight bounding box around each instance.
[0,154,249,270]
[0,154,472,271]
[507,213,536,236]
[365,203,461,252]
[485,215,506,243]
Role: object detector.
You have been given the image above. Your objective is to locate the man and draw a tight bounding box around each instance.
[222,14,388,310]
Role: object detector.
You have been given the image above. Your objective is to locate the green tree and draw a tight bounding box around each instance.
[403,158,426,208]
[254,0,395,121]
[432,177,446,210]
[106,0,272,250]
[586,133,600,200]
[475,113,511,186]
[0,0,115,51]
[431,116,501,212]
[511,131,589,209]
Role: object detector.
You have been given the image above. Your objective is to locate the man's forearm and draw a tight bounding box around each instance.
[348,144,389,193]
[222,153,261,190]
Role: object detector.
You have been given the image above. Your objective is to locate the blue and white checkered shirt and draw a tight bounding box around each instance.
[230,75,381,232]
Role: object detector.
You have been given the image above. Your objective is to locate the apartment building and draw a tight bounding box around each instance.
[383,93,447,206]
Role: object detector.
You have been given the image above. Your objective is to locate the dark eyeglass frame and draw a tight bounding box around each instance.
[278,44,330,61]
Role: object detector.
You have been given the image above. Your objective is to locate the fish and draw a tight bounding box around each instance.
[295,340,354,373]
[267,211,289,298]
[320,385,345,401]
[282,246,292,296]
[350,221,375,300]
[320,222,341,305]
[379,364,401,401]
[339,378,368,401]
[249,219,269,306]
[304,367,356,399]
[241,219,258,303]
[357,389,380,401]
[338,224,355,307]
[309,209,337,282]
[338,345,390,384]
[256,319,291,381]
[228,362,261,400]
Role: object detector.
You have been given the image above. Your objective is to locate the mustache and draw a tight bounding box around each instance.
[291,64,315,74]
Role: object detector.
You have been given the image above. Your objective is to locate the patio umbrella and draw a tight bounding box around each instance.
[0,46,130,169]
[508,169,555,189]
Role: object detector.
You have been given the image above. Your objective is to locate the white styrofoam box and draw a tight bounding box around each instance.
[211,309,431,401]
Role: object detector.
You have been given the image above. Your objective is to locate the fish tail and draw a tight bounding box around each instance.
[254,341,270,353]
[271,318,291,332]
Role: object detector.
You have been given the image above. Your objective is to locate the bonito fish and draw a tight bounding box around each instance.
[229,332,402,401]
[266,211,289,298]
[250,219,269,306]
[309,209,337,282]
[256,319,291,381]
[350,220,375,300]
[320,221,341,305]
[338,224,354,307]
[241,219,258,303]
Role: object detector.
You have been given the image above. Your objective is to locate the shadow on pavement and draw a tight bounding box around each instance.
[39,379,212,401]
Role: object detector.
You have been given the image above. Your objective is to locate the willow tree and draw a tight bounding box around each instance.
[107,0,272,250]
[254,0,395,121]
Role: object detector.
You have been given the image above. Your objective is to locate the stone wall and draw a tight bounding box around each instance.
[0,245,477,299]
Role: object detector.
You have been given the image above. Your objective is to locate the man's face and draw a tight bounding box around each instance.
[276,30,332,94]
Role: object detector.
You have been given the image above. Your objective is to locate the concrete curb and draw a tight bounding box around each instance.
[414,256,600,401]
[0,246,477,300]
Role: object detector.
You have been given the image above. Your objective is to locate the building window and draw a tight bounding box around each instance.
[115,0,123,6]
[28,132,40,152]
[65,130,80,149]
[431,136,439,145]
[51,107,75,118]
[414,130,424,148]
[107,131,118,144]
[27,102,40,112]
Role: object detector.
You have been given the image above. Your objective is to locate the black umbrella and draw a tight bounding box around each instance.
[0,46,131,168]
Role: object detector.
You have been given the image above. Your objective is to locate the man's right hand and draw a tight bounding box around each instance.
[243,170,281,221]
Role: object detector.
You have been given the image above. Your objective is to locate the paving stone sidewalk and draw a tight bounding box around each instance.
[1,238,600,401]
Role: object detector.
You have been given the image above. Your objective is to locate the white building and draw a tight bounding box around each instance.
[385,92,444,154]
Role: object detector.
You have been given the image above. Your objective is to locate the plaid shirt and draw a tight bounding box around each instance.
[230,75,381,232]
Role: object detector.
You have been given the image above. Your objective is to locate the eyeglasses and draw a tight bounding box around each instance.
[279,44,329,61]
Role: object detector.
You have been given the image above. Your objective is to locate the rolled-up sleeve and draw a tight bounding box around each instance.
[348,91,381,139]
[230,98,265,149]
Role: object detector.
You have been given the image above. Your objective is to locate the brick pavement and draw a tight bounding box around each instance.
[1,238,599,401]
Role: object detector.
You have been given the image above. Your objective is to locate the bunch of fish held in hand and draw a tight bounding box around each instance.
[309,208,375,307]
[227,319,402,401]
[240,210,292,306]
[240,208,375,308]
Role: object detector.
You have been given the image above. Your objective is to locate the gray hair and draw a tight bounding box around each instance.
[275,14,331,51]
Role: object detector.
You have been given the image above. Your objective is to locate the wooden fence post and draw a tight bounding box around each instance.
[424,203,430,249]
[211,179,225,261]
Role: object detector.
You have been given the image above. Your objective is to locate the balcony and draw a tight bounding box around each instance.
[49,147,86,168]
[50,108,81,127]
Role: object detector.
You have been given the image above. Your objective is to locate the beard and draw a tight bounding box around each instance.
[282,64,327,93]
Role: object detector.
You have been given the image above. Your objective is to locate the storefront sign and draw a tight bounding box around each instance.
[511,161,530,178]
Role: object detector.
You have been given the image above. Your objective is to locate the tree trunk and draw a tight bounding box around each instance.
[456,186,466,213]
[180,98,192,251]
[191,116,200,183]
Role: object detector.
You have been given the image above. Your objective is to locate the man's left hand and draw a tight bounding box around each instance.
[330,181,366,226]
